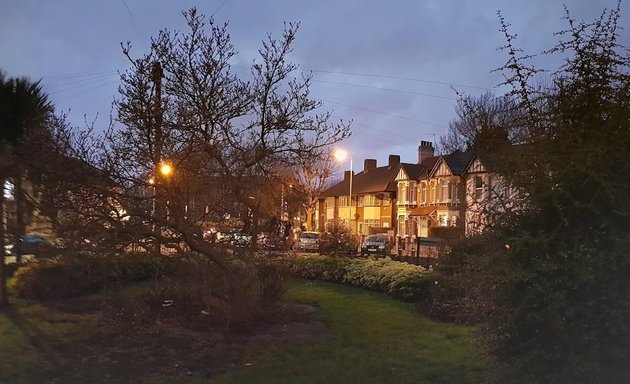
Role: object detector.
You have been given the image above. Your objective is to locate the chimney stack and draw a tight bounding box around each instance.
[388,154,400,168]
[364,159,377,172]
[418,141,435,164]
[343,170,354,181]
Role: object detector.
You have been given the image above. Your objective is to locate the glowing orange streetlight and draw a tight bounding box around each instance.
[159,162,173,178]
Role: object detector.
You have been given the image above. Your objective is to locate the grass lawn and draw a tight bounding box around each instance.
[0,279,487,383]
[211,279,487,384]
[0,297,97,384]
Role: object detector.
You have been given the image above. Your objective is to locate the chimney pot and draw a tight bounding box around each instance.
[364,159,377,172]
[418,141,435,164]
[388,155,400,168]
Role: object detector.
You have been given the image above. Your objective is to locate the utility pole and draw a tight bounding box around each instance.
[151,61,163,165]
[0,182,7,306]
[151,61,163,254]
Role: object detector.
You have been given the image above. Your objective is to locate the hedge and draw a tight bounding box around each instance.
[12,253,175,300]
[288,255,436,302]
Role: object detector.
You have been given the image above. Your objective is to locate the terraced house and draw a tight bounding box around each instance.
[396,142,474,254]
[320,141,514,256]
[317,155,405,236]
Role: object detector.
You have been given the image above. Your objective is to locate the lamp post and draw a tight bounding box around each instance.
[148,177,156,232]
[150,161,173,254]
[159,162,173,222]
[334,149,354,234]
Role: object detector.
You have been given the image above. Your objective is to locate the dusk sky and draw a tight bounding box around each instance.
[2,0,628,170]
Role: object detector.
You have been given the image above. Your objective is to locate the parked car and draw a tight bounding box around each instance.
[230,231,252,247]
[297,231,320,251]
[216,230,252,247]
[258,233,286,250]
[4,234,54,259]
[360,234,389,255]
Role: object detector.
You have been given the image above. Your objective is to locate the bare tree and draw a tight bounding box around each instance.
[60,8,350,323]
[293,149,338,231]
[438,91,525,155]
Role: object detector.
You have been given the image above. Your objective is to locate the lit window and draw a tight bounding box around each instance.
[420,183,426,204]
[451,182,458,202]
[440,180,448,202]
[474,176,484,202]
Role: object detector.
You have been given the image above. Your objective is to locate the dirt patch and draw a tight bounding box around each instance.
[45,298,329,383]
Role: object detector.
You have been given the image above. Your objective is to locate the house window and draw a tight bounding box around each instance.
[325,197,335,208]
[439,215,448,227]
[363,194,378,206]
[420,183,426,204]
[339,196,350,207]
[408,183,416,204]
[440,180,448,202]
[474,176,484,202]
[398,215,406,235]
[399,184,407,204]
[363,219,380,234]
[430,182,437,203]
[451,182,458,202]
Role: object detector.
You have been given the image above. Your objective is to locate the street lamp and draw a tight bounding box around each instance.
[159,162,173,178]
[334,149,354,234]
[149,161,174,254]
[158,162,174,222]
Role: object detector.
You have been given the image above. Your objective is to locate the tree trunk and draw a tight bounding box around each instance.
[0,176,8,306]
[14,164,25,263]
[306,206,313,231]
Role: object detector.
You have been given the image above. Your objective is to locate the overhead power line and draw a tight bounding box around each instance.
[309,68,490,91]
[311,78,457,100]
[322,99,447,129]
[212,0,229,16]
[121,0,142,36]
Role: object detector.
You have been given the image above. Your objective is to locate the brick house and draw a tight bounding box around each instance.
[318,155,407,237]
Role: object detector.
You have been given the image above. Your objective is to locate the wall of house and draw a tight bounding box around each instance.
[465,171,511,235]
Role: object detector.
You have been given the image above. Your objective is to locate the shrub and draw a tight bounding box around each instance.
[12,253,175,300]
[256,256,289,308]
[319,221,358,255]
[289,255,434,302]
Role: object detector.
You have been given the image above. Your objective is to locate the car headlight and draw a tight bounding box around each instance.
[378,245,385,249]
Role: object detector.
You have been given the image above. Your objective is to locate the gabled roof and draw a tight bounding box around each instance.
[398,163,424,180]
[320,148,476,199]
[417,156,440,178]
[429,150,475,177]
[320,161,411,197]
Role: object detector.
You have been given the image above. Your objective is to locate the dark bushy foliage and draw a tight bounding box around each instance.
[319,221,358,255]
[289,255,435,302]
[256,257,289,308]
[430,234,499,324]
[12,253,175,299]
[442,6,630,383]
